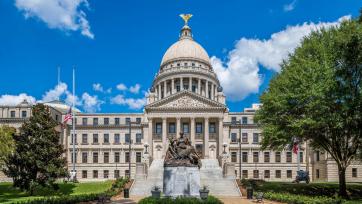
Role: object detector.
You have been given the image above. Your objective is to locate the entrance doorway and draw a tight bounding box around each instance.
[195,144,203,159]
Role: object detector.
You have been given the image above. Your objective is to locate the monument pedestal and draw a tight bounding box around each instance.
[163,166,200,197]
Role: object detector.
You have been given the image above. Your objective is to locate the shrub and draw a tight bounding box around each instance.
[138,195,222,204]
[263,192,343,204]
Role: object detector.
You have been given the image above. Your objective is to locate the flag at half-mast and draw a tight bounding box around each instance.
[63,107,72,126]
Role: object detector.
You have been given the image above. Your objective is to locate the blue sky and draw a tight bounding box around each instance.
[0,0,361,113]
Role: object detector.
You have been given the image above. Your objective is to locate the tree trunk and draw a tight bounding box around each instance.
[338,165,348,199]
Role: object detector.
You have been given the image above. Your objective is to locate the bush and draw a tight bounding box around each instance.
[138,196,222,204]
[111,177,129,192]
[264,192,343,204]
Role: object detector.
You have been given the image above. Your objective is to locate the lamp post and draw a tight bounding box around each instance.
[144,142,149,154]
[223,142,227,154]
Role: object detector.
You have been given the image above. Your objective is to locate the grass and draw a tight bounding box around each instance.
[0,181,113,204]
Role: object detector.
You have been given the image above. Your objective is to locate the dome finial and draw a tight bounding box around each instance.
[180,14,193,26]
[179,14,193,40]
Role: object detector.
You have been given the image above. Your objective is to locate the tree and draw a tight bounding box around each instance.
[255,18,362,198]
[0,126,15,166]
[5,104,67,194]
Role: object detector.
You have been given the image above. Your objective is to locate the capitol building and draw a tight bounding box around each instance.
[1,16,361,195]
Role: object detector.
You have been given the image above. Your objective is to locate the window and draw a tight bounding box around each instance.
[192,63,195,67]
[316,169,320,178]
[104,152,109,163]
[253,152,259,163]
[242,117,248,124]
[104,118,109,125]
[155,123,162,134]
[196,123,203,133]
[231,117,237,124]
[136,133,142,143]
[10,111,15,118]
[93,152,98,163]
[115,118,120,125]
[82,170,87,178]
[125,134,130,144]
[242,133,248,143]
[82,118,88,125]
[286,152,292,163]
[209,122,216,133]
[253,170,259,178]
[168,123,176,133]
[93,118,98,125]
[264,170,270,179]
[114,134,120,144]
[82,152,88,163]
[276,170,281,178]
[125,170,130,177]
[93,170,98,178]
[114,152,120,163]
[104,170,109,178]
[55,114,59,121]
[71,134,77,144]
[275,152,281,162]
[299,152,304,163]
[352,168,357,178]
[253,133,259,143]
[125,152,130,163]
[231,152,237,162]
[192,85,196,92]
[104,134,109,144]
[316,151,320,161]
[184,62,187,66]
[114,170,120,178]
[21,111,27,118]
[93,134,99,144]
[82,134,88,144]
[287,170,292,178]
[242,170,248,179]
[182,123,189,133]
[176,85,180,92]
[125,117,130,125]
[231,133,237,143]
[136,117,141,124]
[136,152,142,163]
[264,152,270,163]
[242,152,248,163]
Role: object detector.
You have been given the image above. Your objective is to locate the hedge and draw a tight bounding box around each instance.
[138,196,223,204]
[263,192,343,204]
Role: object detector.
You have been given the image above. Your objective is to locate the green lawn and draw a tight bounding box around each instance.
[0,181,113,204]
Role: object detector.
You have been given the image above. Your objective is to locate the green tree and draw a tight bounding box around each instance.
[255,19,362,198]
[5,104,67,194]
[0,126,15,166]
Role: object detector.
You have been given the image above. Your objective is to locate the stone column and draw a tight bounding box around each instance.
[171,78,175,94]
[198,78,201,95]
[211,84,215,100]
[148,118,153,157]
[204,117,209,158]
[162,117,167,157]
[205,81,209,98]
[180,78,184,91]
[190,117,195,146]
[218,117,224,157]
[189,77,192,91]
[163,81,167,98]
[158,85,161,100]
[176,117,181,138]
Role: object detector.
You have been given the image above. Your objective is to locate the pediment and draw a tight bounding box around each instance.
[145,91,226,112]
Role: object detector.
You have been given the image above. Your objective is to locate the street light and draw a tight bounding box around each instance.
[144,142,149,154]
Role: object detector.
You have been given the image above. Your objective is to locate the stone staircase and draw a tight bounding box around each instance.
[130,159,164,196]
[200,159,241,197]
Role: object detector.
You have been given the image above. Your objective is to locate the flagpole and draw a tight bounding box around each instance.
[72,68,76,181]
[297,140,300,172]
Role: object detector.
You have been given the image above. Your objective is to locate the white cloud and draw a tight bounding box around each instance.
[129,84,141,94]
[212,16,350,101]
[0,93,36,106]
[15,0,94,39]
[93,83,103,92]
[110,95,146,110]
[41,82,68,102]
[284,0,297,12]
[116,83,127,91]
[81,92,103,112]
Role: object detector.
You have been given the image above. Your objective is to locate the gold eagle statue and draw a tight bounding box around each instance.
[180,14,193,25]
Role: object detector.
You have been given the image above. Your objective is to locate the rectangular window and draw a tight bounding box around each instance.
[275,152,281,163]
[115,118,120,125]
[114,134,120,144]
[176,85,180,92]
[82,152,88,163]
[136,117,141,124]
[114,152,120,163]
[104,152,109,163]
[125,117,130,125]
[231,117,237,124]
[242,152,248,163]
[71,134,77,144]
[168,123,176,133]
[114,170,120,179]
[299,152,304,163]
[125,134,130,144]
[93,118,98,125]
[264,170,270,179]
[253,170,259,178]
[82,134,88,144]
[253,133,259,143]
[183,123,189,133]
[231,133,237,143]
[209,122,216,133]
[242,133,248,143]
[242,170,248,179]
[316,169,320,178]
[104,170,109,179]
[21,111,27,118]
[253,152,259,163]
[82,170,87,179]
[93,134,99,144]
[192,85,196,92]
[82,118,88,125]
[196,123,203,133]
[242,117,248,124]
[316,151,320,161]
[55,114,59,121]
[231,152,237,162]
[10,111,15,118]
[93,170,98,178]
[125,170,130,177]
[276,170,281,178]
[125,152,130,163]
[104,134,110,144]
[136,152,142,163]
[286,152,292,163]
[352,168,357,178]
[104,118,109,125]
[93,152,98,163]
[287,170,292,178]
[264,152,270,163]
[155,123,162,134]
[136,133,142,143]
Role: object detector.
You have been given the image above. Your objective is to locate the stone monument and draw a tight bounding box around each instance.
[163,132,201,197]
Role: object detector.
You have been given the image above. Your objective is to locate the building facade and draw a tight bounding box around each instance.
[1,19,361,183]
